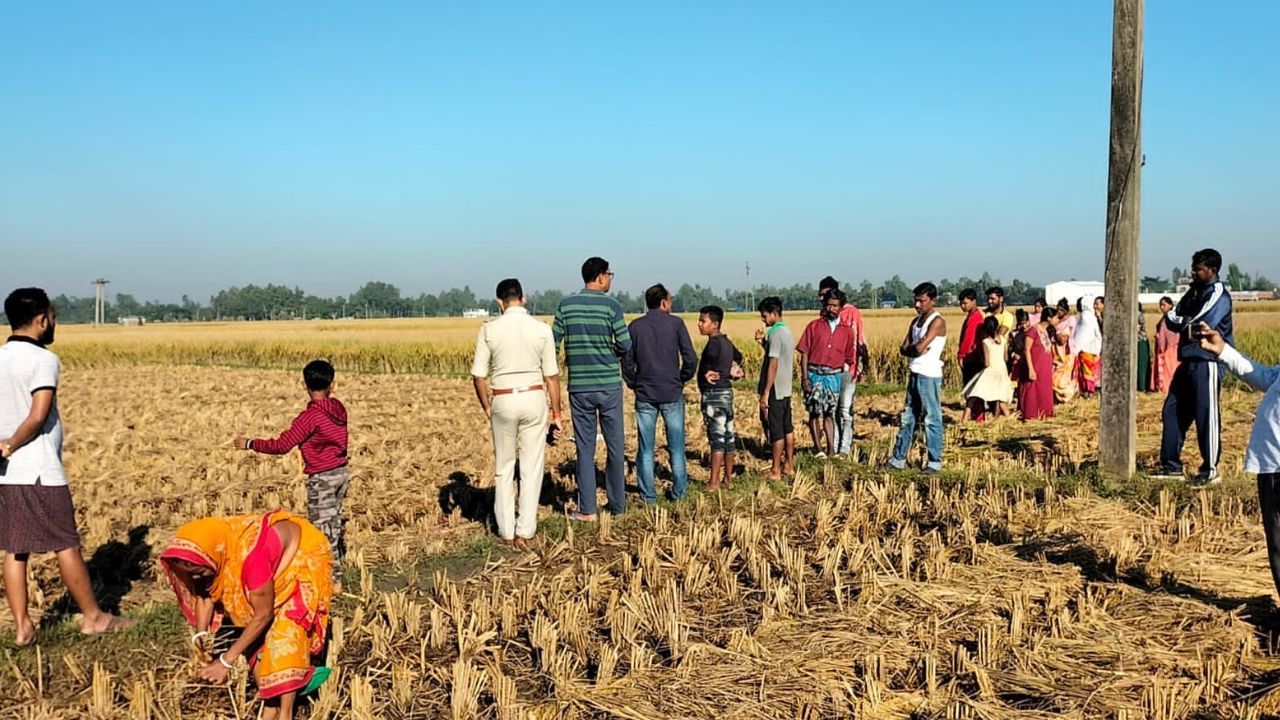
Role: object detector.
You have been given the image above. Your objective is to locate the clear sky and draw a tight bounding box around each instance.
[1,1,1276,302]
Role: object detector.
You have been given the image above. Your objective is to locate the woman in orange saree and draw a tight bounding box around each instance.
[160,511,333,720]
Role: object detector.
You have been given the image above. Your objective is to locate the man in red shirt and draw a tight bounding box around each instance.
[956,288,986,385]
[818,276,866,455]
[797,290,858,457]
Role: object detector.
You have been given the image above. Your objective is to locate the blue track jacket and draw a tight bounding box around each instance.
[1165,279,1234,363]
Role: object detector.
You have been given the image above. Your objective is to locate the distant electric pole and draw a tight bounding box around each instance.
[92,278,110,326]
[744,261,752,311]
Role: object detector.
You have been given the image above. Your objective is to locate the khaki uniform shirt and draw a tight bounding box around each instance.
[470,306,559,390]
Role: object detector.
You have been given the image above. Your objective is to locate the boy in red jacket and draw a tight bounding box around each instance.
[235,360,349,580]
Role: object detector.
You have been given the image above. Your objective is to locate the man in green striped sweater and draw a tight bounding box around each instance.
[553,257,632,520]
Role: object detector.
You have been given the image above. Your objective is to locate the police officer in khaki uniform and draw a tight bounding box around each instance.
[471,278,563,547]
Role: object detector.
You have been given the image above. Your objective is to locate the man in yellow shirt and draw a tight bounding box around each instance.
[984,286,1015,338]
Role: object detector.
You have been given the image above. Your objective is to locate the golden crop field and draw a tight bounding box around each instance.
[5,310,1280,718]
[50,304,1280,385]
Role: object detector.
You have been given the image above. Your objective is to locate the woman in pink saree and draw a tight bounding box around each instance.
[1151,295,1180,393]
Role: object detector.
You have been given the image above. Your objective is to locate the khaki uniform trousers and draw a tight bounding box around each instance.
[490,390,549,540]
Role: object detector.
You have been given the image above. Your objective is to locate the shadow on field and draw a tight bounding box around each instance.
[866,408,902,428]
[41,525,152,629]
[555,460,644,497]
[1013,527,1280,647]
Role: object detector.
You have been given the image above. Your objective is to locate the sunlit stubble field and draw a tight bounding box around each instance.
[4,306,1280,717]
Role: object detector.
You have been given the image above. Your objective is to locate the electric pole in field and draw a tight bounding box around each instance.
[1100,0,1143,478]
[93,278,110,327]
[744,261,752,312]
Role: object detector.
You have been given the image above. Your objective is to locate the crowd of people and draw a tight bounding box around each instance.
[0,246,1271,719]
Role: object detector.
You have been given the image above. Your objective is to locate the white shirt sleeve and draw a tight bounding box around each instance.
[31,352,59,392]
[539,325,559,377]
[1218,344,1280,393]
[470,325,491,379]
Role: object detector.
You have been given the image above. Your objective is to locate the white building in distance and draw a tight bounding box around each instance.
[1044,281,1106,309]
[461,308,490,318]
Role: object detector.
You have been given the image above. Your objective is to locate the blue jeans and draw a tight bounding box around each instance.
[570,388,627,515]
[635,398,687,504]
[889,373,943,471]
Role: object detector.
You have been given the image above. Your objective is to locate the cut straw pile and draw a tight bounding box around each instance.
[309,475,1275,720]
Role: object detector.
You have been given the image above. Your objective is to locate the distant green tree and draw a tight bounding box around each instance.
[1141,275,1172,293]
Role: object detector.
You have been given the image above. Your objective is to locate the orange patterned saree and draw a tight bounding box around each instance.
[160,510,333,699]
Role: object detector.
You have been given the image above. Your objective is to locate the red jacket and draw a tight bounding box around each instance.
[251,397,349,475]
[837,304,866,346]
[957,309,985,363]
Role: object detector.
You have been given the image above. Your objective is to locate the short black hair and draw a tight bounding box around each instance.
[986,286,1004,298]
[1057,297,1070,311]
[981,316,1000,336]
[818,276,839,292]
[304,360,336,391]
[1034,297,1047,307]
[644,283,669,310]
[495,278,523,303]
[1192,248,1222,272]
[5,288,51,330]
[826,289,847,306]
[581,257,610,284]
[757,296,783,315]
[913,282,937,300]
[699,305,724,325]
[1016,308,1029,323]
[1041,306,1060,322]
[959,288,978,303]
[1159,295,1174,306]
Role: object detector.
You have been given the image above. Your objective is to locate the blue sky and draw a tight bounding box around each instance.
[1,1,1276,302]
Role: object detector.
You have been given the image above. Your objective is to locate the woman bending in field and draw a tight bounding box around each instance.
[161,511,333,720]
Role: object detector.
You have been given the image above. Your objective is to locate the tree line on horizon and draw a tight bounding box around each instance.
[8,264,1273,326]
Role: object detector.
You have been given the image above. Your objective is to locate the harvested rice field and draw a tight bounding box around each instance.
[5,312,1280,719]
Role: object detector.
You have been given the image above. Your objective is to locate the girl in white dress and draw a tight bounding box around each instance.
[963,316,1014,420]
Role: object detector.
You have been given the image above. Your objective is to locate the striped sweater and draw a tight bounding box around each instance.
[552,290,632,392]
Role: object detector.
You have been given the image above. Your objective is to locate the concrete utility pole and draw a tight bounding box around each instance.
[1100,0,1143,478]
[92,278,110,327]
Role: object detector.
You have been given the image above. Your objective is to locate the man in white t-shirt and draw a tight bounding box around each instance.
[0,288,129,645]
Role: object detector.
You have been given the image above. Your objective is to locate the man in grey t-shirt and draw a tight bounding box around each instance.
[755,297,795,479]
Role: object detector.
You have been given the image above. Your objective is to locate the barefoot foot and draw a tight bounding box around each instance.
[81,613,133,636]
[14,618,37,647]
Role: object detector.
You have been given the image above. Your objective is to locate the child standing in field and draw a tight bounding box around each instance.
[235,360,349,582]
[696,305,743,491]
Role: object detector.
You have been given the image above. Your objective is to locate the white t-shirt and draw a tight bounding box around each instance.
[0,339,68,486]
